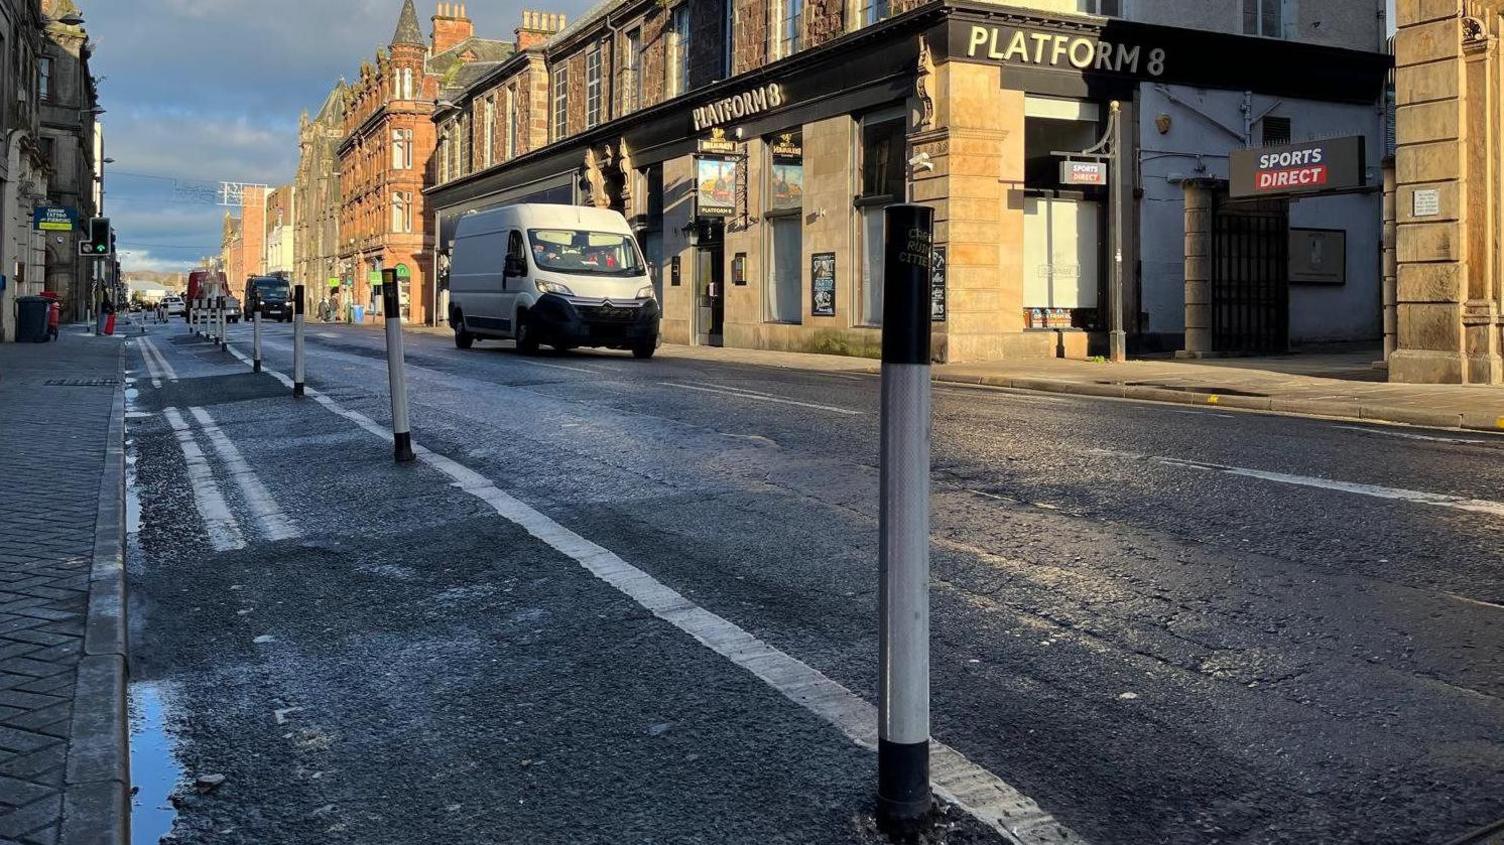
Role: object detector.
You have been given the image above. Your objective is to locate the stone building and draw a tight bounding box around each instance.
[38,0,98,324]
[1388,0,1503,384]
[426,0,1391,361]
[264,184,295,276]
[294,83,347,312]
[0,0,48,342]
[335,0,510,324]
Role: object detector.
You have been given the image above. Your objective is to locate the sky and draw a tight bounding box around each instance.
[93,0,1398,274]
[93,0,597,273]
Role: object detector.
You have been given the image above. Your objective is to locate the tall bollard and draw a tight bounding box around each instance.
[381,269,416,463]
[217,296,228,349]
[876,203,935,836]
[292,284,306,398]
[252,303,263,373]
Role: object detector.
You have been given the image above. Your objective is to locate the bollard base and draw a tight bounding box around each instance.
[877,739,932,839]
[293,383,305,398]
[253,360,262,373]
[393,431,416,463]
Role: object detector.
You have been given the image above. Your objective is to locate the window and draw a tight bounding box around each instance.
[724,2,735,78]
[504,87,517,159]
[38,57,50,102]
[404,68,416,99]
[506,230,526,271]
[766,130,804,324]
[1244,0,1287,37]
[621,29,642,114]
[1078,0,1122,14]
[482,98,495,168]
[552,65,568,141]
[527,229,644,276]
[392,128,413,170]
[439,129,451,181]
[771,0,803,59]
[666,4,690,98]
[1262,116,1292,146]
[392,192,413,233]
[857,111,907,327]
[854,0,889,28]
[586,45,603,128]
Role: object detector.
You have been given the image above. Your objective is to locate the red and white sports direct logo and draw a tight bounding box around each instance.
[1254,148,1328,191]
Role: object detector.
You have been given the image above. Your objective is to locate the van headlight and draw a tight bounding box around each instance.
[636,285,656,301]
[537,281,573,296]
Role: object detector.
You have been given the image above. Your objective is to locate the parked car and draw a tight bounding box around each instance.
[244,275,294,322]
[447,204,660,358]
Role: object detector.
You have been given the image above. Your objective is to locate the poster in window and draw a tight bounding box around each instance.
[930,245,947,322]
[811,252,836,317]
[695,156,737,217]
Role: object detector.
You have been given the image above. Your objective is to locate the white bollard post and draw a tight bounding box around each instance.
[293,284,306,398]
[876,203,935,836]
[252,303,263,373]
[380,270,416,463]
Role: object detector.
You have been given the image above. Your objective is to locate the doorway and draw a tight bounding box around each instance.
[695,219,725,347]
[1212,198,1290,354]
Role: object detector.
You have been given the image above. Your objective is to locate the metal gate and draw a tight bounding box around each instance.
[1211,199,1290,354]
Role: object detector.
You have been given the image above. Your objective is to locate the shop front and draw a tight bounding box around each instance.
[425,2,1389,363]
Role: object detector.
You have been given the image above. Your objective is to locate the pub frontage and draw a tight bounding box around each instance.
[426,1,1392,362]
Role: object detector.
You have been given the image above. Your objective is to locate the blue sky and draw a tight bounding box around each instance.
[93,0,596,273]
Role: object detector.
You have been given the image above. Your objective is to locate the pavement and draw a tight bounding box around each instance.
[114,318,1503,844]
[0,325,130,845]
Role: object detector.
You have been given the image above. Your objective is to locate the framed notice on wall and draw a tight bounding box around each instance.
[930,246,947,322]
[1289,228,1346,285]
[811,252,836,316]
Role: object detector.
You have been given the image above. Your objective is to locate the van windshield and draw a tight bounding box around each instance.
[527,229,644,277]
[253,280,290,299]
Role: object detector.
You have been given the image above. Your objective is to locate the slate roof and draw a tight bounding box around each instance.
[391,0,424,47]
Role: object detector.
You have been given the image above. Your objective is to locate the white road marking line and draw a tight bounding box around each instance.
[135,341,164,388]
[236,352,1073,845]
[140,336,179,381]
[513,358,600,375]
[162,408,246,552]
[188,407,301,542]
[1093,447,1504,518]
[661,382,864,416]
[1333,425,1491,445]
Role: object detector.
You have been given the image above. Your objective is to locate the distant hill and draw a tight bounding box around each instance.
[123,270,189,292]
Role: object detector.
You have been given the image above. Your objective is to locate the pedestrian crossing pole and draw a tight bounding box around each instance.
[877,203,935,836]
[292,285,306,398]
[381,269,416,463]
[252,302,263,373]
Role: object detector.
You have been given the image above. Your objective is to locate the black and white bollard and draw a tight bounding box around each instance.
[189,299,197,335]
[217,296,228,349]
[877,203,935,836]
[381,270,416,463]
[292,284,306,398]
[252,303,263,373]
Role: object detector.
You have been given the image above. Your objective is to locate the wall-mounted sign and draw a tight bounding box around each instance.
[1230,136,1366,198]
[769,131,804,213]
[698,127,738,155]
[930,245,947,322]
[368,270,383,286]
[1289,228,1347,285]
[811,252,836,317]
[1060,160,1108,187]
[695,157,738,217]
[769,132,803,159]
[964,25,1167,78]
[1412,189,1440,218]
[671,255,682,287]
[693,82,786,132]
[732,253,747,286]
[395,263,411,280]
[32,206,78,231]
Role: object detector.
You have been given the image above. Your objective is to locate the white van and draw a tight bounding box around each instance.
[447,204,660,358]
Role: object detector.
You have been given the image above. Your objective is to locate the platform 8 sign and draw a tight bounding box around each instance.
[1230,136,1366,199]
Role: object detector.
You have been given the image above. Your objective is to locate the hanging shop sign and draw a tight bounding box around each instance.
[1060,160,1108,187]
[695,156,738,217]
[692,82,787,132]
[769,131,805,213]
[1229,136,1366,198]
[698,127,738,155]
[32,206,79,231]
[930,246,947,323]
[963,25,1167,78]
[811,252,836,317]
[769,132,803,159]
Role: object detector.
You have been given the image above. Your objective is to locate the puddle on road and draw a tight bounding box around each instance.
[129,682,182,843]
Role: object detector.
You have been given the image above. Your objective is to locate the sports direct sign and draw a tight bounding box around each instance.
[1229,136,1366,198]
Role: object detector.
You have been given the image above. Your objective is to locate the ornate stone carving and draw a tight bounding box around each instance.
[584,147,609,209]
[1462,16,1486,44]
[618,140,634,202]
[916,35,936,130]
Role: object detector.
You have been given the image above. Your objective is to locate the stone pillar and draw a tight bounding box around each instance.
[1180,180,1216,357]
[1382,162,1398,363]
[1462,9,1502,382]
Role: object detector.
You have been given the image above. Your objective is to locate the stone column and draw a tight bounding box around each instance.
[1180,179,1216,357]
[1461,11,1502,383]
[1382,162,1398,364]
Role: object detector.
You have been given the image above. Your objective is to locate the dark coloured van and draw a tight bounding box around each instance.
[244,275,294,322]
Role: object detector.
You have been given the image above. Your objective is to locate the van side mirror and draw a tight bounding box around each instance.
[505,256,526,277]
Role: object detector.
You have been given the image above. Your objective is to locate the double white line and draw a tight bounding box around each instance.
[162,406,300,551]
[138,336,179,387]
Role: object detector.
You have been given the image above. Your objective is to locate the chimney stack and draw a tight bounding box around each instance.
[432,2,475,55]
[514,9,567,52]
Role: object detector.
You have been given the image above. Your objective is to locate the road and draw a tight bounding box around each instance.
[122,318,1504,844]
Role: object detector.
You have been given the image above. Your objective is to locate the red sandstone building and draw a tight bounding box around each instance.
[335,1,509,324]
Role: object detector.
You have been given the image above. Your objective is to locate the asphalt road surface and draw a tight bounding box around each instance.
[123,319,1504,844]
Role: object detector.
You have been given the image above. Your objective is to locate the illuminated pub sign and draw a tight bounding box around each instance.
[1230,136,1367,198]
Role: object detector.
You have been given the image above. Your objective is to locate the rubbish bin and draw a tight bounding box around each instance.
[15,296,49,343]
[352,305,365,324]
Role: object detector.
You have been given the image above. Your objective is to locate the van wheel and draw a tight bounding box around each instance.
[631,339,656,360]
[515,313,539,355]
[454,315,474,349]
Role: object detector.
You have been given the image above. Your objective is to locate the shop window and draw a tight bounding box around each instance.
[771,0,803,60]
[666,4,690,99]
[1262,116,1292,146]
[765,130,804,324]
[552,65,568,141]
[856,110,906,326]
[1243,0,1289,38]
[586,45,603,129]
[1022,98,1105,322]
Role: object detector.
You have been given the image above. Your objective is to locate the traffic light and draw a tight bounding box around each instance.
[79,217,111,257]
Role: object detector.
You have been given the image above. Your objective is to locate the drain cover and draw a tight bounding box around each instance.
[44,378,119,387]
